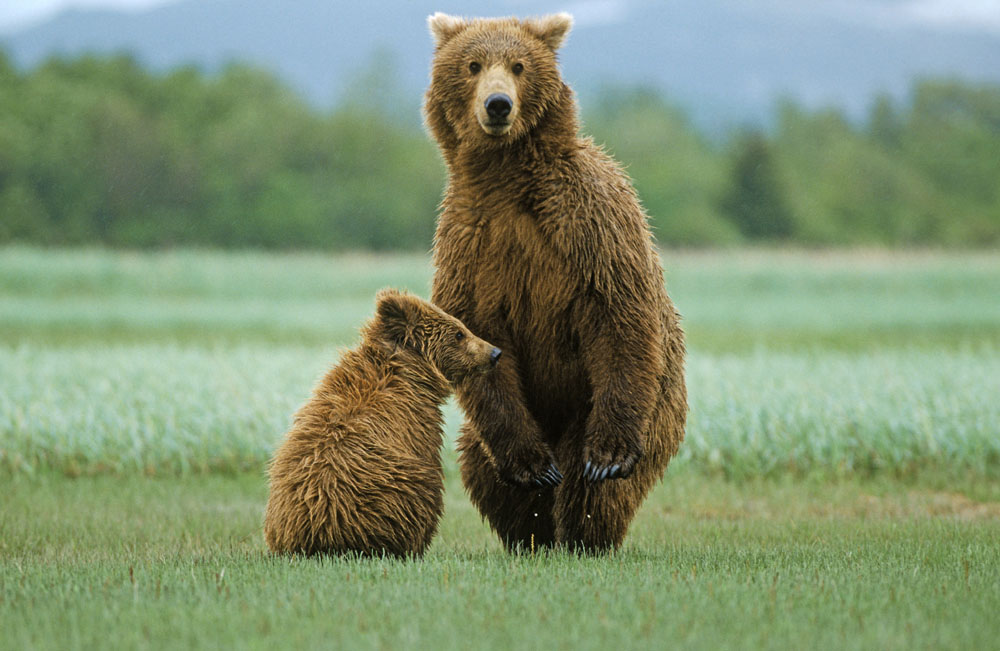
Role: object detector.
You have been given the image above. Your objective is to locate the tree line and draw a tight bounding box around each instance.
[1,49,998,249]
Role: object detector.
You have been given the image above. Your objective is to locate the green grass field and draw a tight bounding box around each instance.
[2,247,999,649]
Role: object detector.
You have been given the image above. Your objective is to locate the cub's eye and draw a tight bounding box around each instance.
[512,62,524,75]
[455,331,465,341]
[469,62,481,74]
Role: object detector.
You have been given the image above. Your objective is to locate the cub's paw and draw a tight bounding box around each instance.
[583,433,643,482]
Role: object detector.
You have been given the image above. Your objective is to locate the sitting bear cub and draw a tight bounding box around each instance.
[264,289,501,557]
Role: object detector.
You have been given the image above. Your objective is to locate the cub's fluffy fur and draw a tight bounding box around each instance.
[264,289,499,557]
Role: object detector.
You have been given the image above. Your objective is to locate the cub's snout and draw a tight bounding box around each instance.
[466,336,500,376]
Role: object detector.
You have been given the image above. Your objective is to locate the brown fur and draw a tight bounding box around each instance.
[424,14,688,553]
[264,289,499,557]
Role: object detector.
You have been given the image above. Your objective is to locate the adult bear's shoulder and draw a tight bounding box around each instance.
[532,140,660,295]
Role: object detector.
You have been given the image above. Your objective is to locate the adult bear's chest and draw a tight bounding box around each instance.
[457,209,590,430]
[469,211,574,334]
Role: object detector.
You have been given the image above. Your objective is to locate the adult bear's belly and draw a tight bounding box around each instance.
[471,213,592,442]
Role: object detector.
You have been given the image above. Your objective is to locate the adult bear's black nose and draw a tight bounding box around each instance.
[485,93,512,119]
[490,347,503,365]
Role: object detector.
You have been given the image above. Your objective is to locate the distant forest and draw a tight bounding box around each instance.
[1,49,998,249]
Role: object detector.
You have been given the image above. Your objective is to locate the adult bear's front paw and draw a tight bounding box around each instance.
[493,443,563,488]
[583,430,643,482]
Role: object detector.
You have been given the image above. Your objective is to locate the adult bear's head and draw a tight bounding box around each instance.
[424,13,574,153]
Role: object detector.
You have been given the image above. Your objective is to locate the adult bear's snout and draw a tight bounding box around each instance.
[485,93,512,120]
[490,347,503,366]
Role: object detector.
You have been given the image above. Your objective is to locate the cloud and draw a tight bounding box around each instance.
[744,0,1000,36]
[0,0,170,33]
[904,0,1000,32]
[560,0,630,28]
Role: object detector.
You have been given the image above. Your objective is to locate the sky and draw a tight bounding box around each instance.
[0,0,998,33]
[0,0,170,32]
[906,0,1000,31]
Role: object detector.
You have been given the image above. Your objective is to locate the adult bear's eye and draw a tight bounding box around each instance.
[455,331,465,341]
[469,62,481,74]
[512,62,524,75]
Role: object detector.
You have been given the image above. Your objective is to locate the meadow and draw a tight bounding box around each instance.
[1,246,999,649]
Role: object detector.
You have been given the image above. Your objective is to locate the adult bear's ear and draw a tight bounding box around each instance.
[428,13,467,48]
[523,13,573,51]
[374,288,418,349]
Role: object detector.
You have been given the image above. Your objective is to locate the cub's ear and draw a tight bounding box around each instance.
[523,13,573,51]
[374,289,418,348]
[428,13,467,48]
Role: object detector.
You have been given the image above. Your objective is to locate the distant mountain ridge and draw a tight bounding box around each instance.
[4,0,1000,130]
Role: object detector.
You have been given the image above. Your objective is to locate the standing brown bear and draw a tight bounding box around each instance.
[425,13,687,552]
[264,289,502,557]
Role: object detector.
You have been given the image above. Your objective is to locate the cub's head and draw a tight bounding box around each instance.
[424,13,573,148]
[371,289,501,385]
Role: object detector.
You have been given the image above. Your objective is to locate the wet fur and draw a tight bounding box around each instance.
[425,14,688,553]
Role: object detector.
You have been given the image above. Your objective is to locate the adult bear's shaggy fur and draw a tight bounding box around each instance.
[424,13,688,552]
[264,289,500,557]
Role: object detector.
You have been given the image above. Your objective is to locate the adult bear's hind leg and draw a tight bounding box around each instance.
[457,421,556,552]
[554,370,683,553]
[552,426,665,553]
[552,466,641,553]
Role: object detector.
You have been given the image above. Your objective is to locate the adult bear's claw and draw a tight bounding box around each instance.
[584,446,642,482]
[532,463,563,487]
[584,462,627,482]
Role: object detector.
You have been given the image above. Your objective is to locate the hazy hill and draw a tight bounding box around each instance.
[4,0,1000,129]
